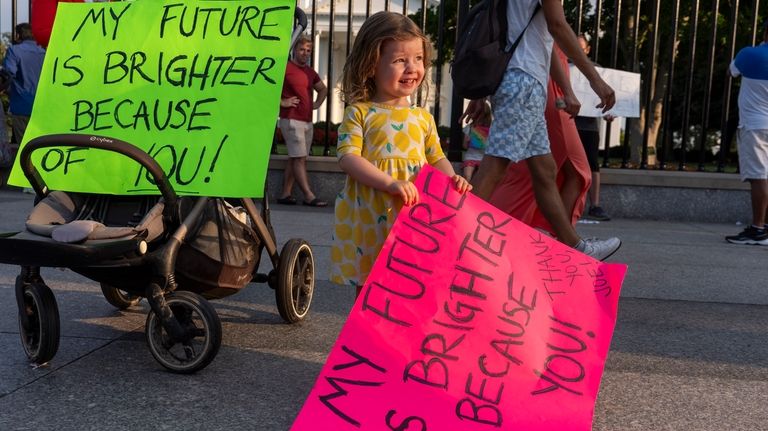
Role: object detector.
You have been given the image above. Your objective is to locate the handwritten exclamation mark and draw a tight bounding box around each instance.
[204,134,228,183]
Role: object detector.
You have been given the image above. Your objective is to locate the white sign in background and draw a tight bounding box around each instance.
[569,66,641,118]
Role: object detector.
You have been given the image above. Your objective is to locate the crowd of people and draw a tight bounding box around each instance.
[2,1,765,297]
[323,3,768,292]
[326,1,623,294]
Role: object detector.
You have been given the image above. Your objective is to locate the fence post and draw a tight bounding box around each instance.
[448,0,470,163]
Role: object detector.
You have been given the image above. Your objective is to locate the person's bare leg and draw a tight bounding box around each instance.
[280,159,296,199]
[558,160,586,218]
[463,165,476,181]
[749,179,768,226]
[590,171,601,207]
[471,155,510,200]
[526,154,581,246]
[293,157,317,202]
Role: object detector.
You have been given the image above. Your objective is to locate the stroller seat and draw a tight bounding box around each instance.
[0,191,165,267]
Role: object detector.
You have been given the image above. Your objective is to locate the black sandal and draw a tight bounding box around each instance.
[302,198,328,207]
[276,196,297,205]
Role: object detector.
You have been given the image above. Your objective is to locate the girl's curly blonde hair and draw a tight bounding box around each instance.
[339,11,433,105]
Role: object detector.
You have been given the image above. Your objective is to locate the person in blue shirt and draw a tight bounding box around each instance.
[2,23,45,150]
[725,20,768,246]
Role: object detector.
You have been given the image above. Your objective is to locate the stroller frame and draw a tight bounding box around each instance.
[7,132,315,373]
[5,7,315,374]
[4,9,315,373]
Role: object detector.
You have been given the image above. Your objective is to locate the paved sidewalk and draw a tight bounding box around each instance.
[0,188,766,430]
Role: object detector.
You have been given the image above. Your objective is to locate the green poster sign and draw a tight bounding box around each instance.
[9,0,294,197]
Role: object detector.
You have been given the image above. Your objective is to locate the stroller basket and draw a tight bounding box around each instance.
[176,199,262,299]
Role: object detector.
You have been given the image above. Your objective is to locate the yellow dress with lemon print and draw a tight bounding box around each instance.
[330,102,446,287]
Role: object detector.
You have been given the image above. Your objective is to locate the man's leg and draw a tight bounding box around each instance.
[558,160,586,218]
[280,159,296,199]
[9,115,29,149]
[589,172,600,206]
[526,154,580,247]
[292,156,318,202]
[471,155,510,200]
[749,179,768,227]
[10,115,33,193]
[726,129,768,244]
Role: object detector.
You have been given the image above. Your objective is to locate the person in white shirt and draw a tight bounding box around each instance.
[463,0,621,260]
[725,21,768,245]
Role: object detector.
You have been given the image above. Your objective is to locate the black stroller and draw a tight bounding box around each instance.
[0,11,315,374]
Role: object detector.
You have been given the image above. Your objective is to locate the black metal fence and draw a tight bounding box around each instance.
[562,0,766,172]
[305,0,766,172]
[6,0,767,172]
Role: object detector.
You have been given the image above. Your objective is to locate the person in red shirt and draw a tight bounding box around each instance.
[277,35,328,206]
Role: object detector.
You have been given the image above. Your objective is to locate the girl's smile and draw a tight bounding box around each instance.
[372,38,425,107]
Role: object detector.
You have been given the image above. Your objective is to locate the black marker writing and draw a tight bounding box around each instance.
[159,3,289,40]
[71,3,132,42]
[318,345,387,427]
[532,316,592,396]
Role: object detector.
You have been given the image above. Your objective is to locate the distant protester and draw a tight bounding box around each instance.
[2,23,45,194]
[725,21,768,246]
[277,34,328,207]
[3,23,45,151]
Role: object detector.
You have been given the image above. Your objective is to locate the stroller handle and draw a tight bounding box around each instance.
[19,133,179,216]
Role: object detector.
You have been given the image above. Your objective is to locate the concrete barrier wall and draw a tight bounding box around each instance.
[267,156,751,224]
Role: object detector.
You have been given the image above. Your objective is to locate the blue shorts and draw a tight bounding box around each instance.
[487,69,550,163]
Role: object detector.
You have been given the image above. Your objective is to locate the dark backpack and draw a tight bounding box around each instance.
[451,2,540,100]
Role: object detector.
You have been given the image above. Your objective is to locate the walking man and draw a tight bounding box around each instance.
[725,21,768,245]
[464,0,621,260]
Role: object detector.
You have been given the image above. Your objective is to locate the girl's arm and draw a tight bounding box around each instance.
[432,158,472,194]
[339,154,419,205]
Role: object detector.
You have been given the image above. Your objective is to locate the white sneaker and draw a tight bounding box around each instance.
[576,237,621,261]
[22,187,34,194]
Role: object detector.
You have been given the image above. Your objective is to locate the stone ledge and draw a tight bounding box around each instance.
[269,155,343,172]
[267,155,751,223]
[601,168,748,191]
[270,155,747,189]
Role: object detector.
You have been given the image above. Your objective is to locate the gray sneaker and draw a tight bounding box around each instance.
[587,206,611,221]
[576,237,622,261]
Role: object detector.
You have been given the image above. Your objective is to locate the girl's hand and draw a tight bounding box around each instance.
[385,180,419,206]
[452,175,473,194]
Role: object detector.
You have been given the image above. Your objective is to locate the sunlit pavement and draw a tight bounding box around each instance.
[0,188,766,430]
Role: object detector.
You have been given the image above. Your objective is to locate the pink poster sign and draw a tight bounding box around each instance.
[293,165,627,430]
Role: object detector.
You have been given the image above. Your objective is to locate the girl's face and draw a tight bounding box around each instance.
[371,38,425,107]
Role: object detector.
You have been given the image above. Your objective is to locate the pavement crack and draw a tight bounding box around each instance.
[0,322,145,401]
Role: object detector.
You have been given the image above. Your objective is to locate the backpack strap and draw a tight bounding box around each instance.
[504,3,542,53]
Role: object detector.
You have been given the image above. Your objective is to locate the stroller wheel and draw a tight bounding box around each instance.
[18,282,60,365]
[276,239,315,323]
[100,283,141,310]
[145,291,221,374]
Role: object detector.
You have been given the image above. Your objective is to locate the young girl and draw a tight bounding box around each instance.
[330,11,471,293]
[461,100,491,181]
